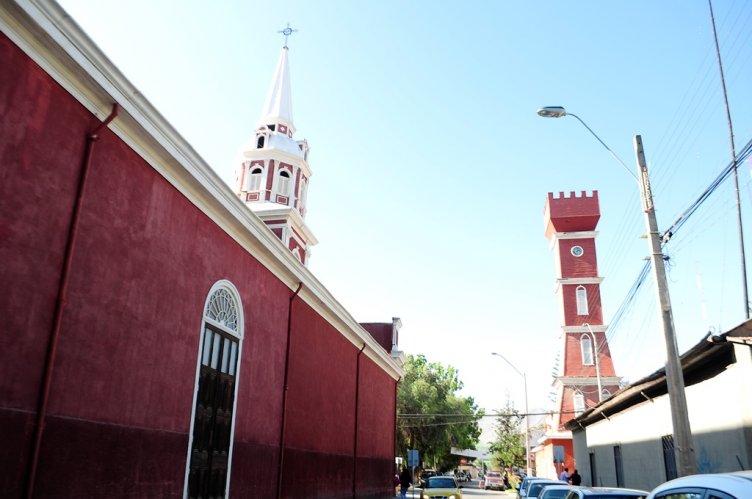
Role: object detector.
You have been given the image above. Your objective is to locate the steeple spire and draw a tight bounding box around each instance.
[257,46,294,133]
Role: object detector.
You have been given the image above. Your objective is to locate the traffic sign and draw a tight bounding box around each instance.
[408,449,419,467]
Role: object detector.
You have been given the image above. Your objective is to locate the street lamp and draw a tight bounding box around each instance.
[537,106,696,476]
[490,352,531,476]
[581,323,603,402]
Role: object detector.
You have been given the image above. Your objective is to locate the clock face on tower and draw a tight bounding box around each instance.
[571,245,584,257]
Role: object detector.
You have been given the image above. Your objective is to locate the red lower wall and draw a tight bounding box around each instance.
[0,31,397,498]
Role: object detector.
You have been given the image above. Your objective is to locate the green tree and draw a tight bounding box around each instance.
[397,354,483,470]
[489,399,525,469]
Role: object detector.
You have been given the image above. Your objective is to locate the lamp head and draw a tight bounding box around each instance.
[537,106,567,118]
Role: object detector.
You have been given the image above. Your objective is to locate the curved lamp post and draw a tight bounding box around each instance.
[491,352,531,476]
[537,106,696,476]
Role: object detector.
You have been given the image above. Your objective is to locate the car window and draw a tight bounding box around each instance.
[541,490,570,499]
[655,492,704,499]
[588,495,647,499]
[529,483,558,496]
[427,477,456,488]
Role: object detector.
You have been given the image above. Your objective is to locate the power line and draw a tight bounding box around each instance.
[607,135,752,337]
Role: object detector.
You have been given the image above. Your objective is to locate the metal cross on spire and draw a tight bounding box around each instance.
[278,23,298,48]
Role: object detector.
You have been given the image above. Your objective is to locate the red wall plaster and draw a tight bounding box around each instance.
[0,32,397,498]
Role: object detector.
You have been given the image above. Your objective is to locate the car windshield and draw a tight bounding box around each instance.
[529,482,560,495]
[541,490,569,499]
[487,472,501,478]
[588,495,646,499]
[427,477,456,488]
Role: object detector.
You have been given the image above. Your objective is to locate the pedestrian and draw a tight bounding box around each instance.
[570,469,582,486]
[559,467,570,482]
[399,467,412,499]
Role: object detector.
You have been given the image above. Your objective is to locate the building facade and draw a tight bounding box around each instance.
[566,320,752,491]
[0,2,403,497]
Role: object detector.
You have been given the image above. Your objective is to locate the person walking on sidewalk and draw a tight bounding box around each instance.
[399,467,412,499]
[570,469,582,486]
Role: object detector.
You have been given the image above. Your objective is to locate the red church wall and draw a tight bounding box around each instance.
[0,32,99,495]
[1,31,397,498]
[355,358,398,496]
[360,323,393,353]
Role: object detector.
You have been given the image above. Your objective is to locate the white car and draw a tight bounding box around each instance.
[647,471,752,499]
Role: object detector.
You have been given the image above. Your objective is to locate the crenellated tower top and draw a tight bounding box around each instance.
[544,190,600,240]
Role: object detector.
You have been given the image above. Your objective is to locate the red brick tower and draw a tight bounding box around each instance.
[543,191,621,430]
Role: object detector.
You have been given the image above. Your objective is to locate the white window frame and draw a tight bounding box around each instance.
[576,285,589,315]
[277,169,291,196]
[248,167,263,192]
[580,334,594,365]
[184,280,244,499]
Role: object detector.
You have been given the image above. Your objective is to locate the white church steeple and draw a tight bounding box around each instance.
[235,30,317,266]
[257,46,295,135]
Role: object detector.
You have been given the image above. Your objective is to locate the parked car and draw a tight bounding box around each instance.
[484,470,507,491]
[646,471,752,498]
[563,487,648,499]
[539,484,576,499]
[518,477,550,499]
[420,476,463,499]
[419,470,438,488]
[526,480,567,498]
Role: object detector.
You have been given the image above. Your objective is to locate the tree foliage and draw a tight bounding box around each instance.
[397,354,483,470]
[489,398,525,469]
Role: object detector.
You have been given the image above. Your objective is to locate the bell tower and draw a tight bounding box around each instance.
[235,37,317,265]
[543,190,621,430]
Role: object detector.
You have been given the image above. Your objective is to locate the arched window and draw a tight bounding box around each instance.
[601,388,611,400]
[256,135,265,148]
[580,334,594,365]
[573,391,585,416]
[248,167,263,192]
[277,170,291,196]
[186,281,244,499]
[576,285,588,315]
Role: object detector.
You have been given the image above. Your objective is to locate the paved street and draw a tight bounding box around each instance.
[396,479,515,497]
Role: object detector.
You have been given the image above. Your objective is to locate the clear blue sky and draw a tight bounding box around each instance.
[59,0,752,440]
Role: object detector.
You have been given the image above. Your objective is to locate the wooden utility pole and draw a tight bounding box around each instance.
[634,135,696,477]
